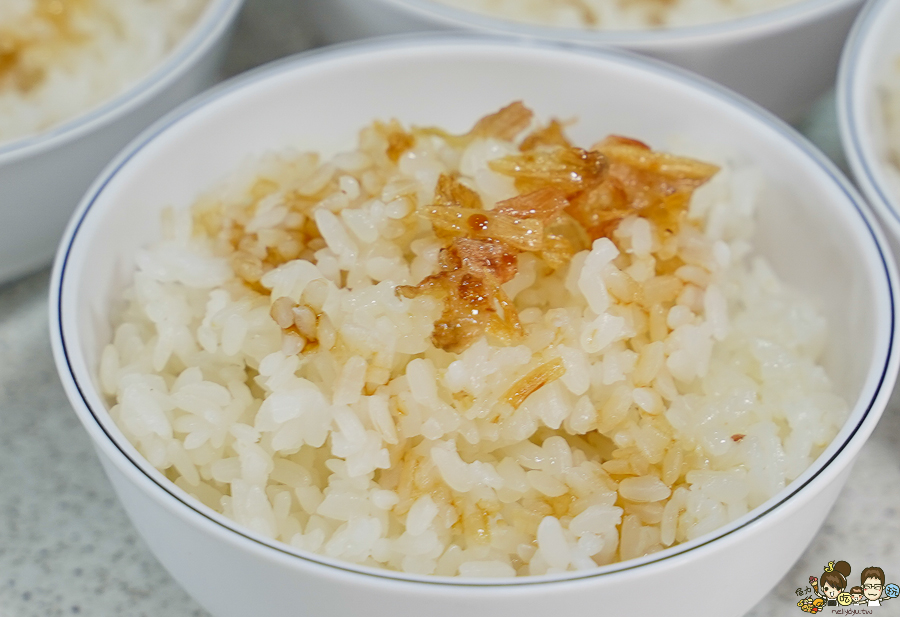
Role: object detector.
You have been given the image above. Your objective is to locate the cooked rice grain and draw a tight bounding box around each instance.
[103,106,847,577]
[432,0,804,30]
[0,0,208,144]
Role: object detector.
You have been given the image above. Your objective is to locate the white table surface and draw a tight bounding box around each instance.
[0,2,897,615]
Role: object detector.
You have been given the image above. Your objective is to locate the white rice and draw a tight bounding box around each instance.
[431,0,804,30]
[0,0,209,145]
[101,107,847,577]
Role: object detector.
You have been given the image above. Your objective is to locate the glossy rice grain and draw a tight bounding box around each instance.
[100,104,848,577]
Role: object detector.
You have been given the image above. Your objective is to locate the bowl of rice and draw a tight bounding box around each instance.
[305,0,862,122]
[838,0,900,258]
[0,0,244,284]
[51,37,898,617]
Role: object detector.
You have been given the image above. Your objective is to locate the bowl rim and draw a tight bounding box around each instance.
[0,0,245,164]
[51,35,899,587]
[357,0,862,48]
[837,0,900,237]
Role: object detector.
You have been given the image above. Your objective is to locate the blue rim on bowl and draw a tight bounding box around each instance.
[51,35,900,586]
[837,0,900,236]
[0,0,244,163]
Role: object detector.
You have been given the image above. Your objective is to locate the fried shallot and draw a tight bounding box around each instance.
[401,106,719,353]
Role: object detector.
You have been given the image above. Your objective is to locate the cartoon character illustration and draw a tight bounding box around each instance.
[799,562,897,612]
[860,566,898,606]
[797,596,826,613]
[810,560,852,607]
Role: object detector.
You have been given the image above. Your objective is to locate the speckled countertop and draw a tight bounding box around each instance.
[0,2,897,615]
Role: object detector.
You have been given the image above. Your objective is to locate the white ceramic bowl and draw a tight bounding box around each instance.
[51,37,898,617]
[0,0,244,285]
[838,0,900,259]
[305,0,862,121]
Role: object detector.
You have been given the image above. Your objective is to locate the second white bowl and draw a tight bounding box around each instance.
[838,0,900,261]
[0,0,244,285]
[305,0,862,121]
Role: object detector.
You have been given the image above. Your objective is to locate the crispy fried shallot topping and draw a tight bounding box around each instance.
[489,146,607,196]
[502,357,567,409]
[414,101,534,148]
[405,178,579,350]
[425,205,544,252]
[468,101,535,142]
[400,109,719,353]
[433,173,484,210]
[566,135,720,240]
[519,119,573,152]
[493,186,570,223]
[397,238,523,353]
[540,213,592,270]
[374,119,416,163]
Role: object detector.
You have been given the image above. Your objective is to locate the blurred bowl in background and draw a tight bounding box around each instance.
[838,0,900,259]
[0,0,244,285]
[305,0,862,121]
[51,37,898,617]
